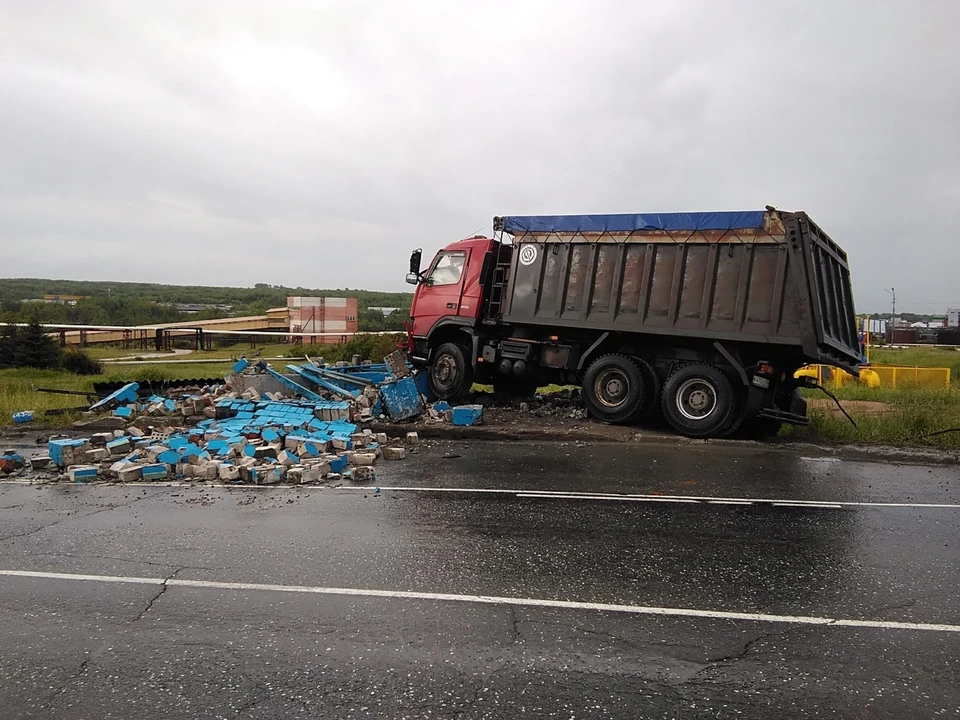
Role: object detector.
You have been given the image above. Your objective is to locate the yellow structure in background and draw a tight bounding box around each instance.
[795,365,951,389]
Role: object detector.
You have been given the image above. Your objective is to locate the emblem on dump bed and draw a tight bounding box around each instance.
[519,244,538,266]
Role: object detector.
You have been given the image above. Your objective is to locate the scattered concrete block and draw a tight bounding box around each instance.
[141,463,168,481]
[196,463,219,481]
[90,432,114,446]
[451,405,483,426]
[218,464,240,481]
[375,433,388,444]
[287,466,304,483]
[350,433,369,447]
[30,456,52,471]
[349,452,377,467]
[332,437,351,450]
[68,465,99,483]
[48,438,89,467]
[352,466,376,482]
[106,437,133,456]
[382,446,406,461]
[117,465,143,482]
[126,425,145,437]
[405,432,419,445]
[260,466,285,485]
[85,448,110,462]
[277,450,299,466]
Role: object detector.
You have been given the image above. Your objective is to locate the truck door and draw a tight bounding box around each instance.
[412,249,470,337]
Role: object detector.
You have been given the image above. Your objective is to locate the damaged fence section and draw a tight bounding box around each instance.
[10,351,480,484]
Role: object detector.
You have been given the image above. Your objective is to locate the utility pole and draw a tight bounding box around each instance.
[885,287,896,327]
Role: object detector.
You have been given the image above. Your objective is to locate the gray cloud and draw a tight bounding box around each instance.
[1,0,957,312]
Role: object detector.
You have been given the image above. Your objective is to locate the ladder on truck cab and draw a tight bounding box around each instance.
[482,238,513,324]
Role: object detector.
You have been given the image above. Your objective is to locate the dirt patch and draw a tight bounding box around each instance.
[808,399,891,417]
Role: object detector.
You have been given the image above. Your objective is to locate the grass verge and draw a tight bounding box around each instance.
[790,385,960,450]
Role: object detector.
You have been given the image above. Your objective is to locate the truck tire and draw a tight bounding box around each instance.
[582,354,647,424]
[429,342,473,402]
[629,356,662,422]
[661,364,736,439]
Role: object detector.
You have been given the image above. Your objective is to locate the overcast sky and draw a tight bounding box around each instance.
[1,1,957,312]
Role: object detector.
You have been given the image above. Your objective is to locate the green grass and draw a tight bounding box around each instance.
[0,363,233,428]
[789,385,960,449]
[867,346,960,382]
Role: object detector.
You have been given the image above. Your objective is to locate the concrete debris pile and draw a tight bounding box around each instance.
[7,351,488,484]
[37,413,418,485]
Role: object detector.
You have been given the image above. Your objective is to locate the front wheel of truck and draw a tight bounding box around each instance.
[661,364,736,439]
[429,342,473,402]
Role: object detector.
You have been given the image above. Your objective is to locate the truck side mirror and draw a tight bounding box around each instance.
[405,272,420,285]
[409,249,422,276]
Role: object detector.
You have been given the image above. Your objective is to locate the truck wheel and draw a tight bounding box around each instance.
[629,356,662,422]
[429,342,473,401]
[582,354,647,424]
[661,365,735,438]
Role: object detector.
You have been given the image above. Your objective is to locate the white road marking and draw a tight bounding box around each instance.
[2,568,958,634]
[3,480,959,510]
[336,486,960,510]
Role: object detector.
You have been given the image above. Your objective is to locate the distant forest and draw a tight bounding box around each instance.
[0,279,413,332]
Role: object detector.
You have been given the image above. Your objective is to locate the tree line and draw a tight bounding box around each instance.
[0,279,413,329]
[0,321,102,374]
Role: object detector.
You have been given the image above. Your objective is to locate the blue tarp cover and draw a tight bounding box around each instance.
[500,211,767,235]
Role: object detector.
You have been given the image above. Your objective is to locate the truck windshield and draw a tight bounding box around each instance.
[427,252,466,286]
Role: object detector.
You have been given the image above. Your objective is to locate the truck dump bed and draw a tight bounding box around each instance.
[492,209,861,371]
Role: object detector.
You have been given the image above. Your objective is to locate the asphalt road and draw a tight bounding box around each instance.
[1,439,959,719]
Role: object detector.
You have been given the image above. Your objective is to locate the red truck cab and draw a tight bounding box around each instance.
[406,236,495,345]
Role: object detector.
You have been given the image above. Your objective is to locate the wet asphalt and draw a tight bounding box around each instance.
[1,439,959,719]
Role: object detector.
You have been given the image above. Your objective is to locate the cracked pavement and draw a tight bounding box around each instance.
[1,439,959,718]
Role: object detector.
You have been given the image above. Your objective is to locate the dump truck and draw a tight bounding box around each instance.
[402,208,860,438]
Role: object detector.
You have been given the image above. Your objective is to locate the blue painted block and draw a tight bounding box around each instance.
[415,371,437,403]
[206,439,228,453]
[141,463,168,481]
[181,444,204,458]
[432,401,451,412]
[303,441,325,457]
[157,450,180,465]
[232,358,250,373]
[451,404,483,426]
[114,406,133,418]
[168,436,188,450]
[90,382,140,411]
[243,444,257,457]
[262,428,281,443]
[380,376,424,421]
[164,399,177,413]
[329,454,348,473]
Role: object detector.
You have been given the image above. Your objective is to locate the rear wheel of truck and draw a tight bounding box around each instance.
[429,342,473,402]
[661,364,736,439]
[582,354,647,424]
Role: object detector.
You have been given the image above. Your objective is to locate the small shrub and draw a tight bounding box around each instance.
[61,349,104,375]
